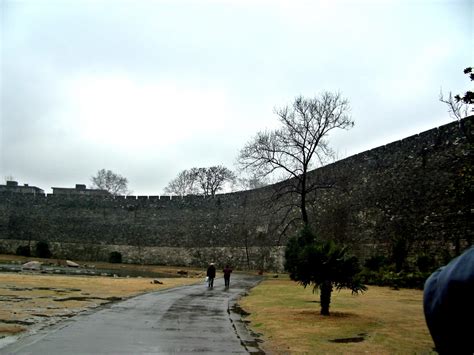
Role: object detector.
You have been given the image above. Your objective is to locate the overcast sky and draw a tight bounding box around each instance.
[0,0,472,195]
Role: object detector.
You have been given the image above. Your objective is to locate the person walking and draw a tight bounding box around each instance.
[206,263,216,288]
[223,265,232,288]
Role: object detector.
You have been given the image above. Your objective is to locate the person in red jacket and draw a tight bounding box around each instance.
[223,265,233,288]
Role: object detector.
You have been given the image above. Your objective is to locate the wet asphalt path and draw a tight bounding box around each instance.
[3,274,263,354]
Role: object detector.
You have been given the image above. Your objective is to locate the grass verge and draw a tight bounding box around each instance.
[239,275,435,354]
[0,254,205,277]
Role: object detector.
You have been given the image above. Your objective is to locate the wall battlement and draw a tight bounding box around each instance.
[0,185,259,204]
[5,116,465,201]
[0,116,472,270]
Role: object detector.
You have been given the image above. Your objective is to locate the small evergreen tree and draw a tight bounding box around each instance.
[16,245,31,257]
[35,241,52,258]
[285,227,366,315]
[109,251,123,263]
[364,255,388,271]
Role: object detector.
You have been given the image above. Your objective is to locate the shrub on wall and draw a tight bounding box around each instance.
[16,245,31,257]
[35,241,52,259]
[109,251,122,263]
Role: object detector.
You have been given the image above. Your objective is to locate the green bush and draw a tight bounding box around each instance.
[16,245,31,257]
[109,251,122,263]
[359,267,431,290]
[35,241,52,259]
[364,255,388,271]
[391,238,408,272]
[416,254,436,273]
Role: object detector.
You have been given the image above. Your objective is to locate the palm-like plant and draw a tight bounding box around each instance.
[285,227,366,315]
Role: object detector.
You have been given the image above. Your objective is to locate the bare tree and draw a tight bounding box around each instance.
[440,67,473,120]
[439,91,470,121]
[238,92,353,226]
[90,169,129,196]
[234,172,269,191]
[165,166,236,197]
[195,166,236,197]
[164,169,199,196]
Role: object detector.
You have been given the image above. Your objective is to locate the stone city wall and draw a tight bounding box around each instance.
[0,116,472,270]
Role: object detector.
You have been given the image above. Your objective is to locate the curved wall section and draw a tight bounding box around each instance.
[0,116,472,271]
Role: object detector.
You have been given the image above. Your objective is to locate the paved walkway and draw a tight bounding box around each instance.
[2,274,263,354]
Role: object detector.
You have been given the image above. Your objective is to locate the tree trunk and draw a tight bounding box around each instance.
[300,172,309,226]
[320,281,333,316]
[301,193,308,226]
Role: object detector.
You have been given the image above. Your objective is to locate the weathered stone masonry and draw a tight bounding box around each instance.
[308,116,473,263]
[0,117,472,271]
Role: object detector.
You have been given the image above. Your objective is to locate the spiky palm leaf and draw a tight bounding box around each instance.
[285,228,366,315]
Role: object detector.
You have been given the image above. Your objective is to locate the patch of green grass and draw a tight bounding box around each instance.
[239,277,435,354]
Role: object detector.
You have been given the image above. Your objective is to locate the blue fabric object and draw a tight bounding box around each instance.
[423,247,474,354]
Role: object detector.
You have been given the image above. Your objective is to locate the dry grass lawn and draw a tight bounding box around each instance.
[0,255,436,354]
[239,276,435,354]
[0,265,201,340]
[0,254,205,277]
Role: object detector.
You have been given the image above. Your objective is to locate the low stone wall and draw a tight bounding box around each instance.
[0,239,285,272]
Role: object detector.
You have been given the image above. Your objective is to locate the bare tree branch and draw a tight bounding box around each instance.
[164,169,199,196]
[238,92,353,227]
[165,166,236,197]
[91,169,129,196]
[440,90,469,121]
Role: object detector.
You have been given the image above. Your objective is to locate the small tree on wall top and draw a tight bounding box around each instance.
[456,67,474,105]
[440,67,473,120]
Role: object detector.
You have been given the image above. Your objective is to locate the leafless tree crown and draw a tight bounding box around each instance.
[238,92,353,227]
[164,169,199,196]
[165,166,236,197]
[439,67,474,120]
[439,91,470,121]
[238,92,353,181]
[90,169,129,196]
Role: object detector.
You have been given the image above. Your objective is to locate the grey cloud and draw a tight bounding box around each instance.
[1,0,471,195]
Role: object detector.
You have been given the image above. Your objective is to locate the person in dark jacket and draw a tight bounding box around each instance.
[423,246,474,354]
[206,263,216,288]
[223,265,233,288]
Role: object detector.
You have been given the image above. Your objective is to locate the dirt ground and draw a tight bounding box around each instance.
[0,256,204,344]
